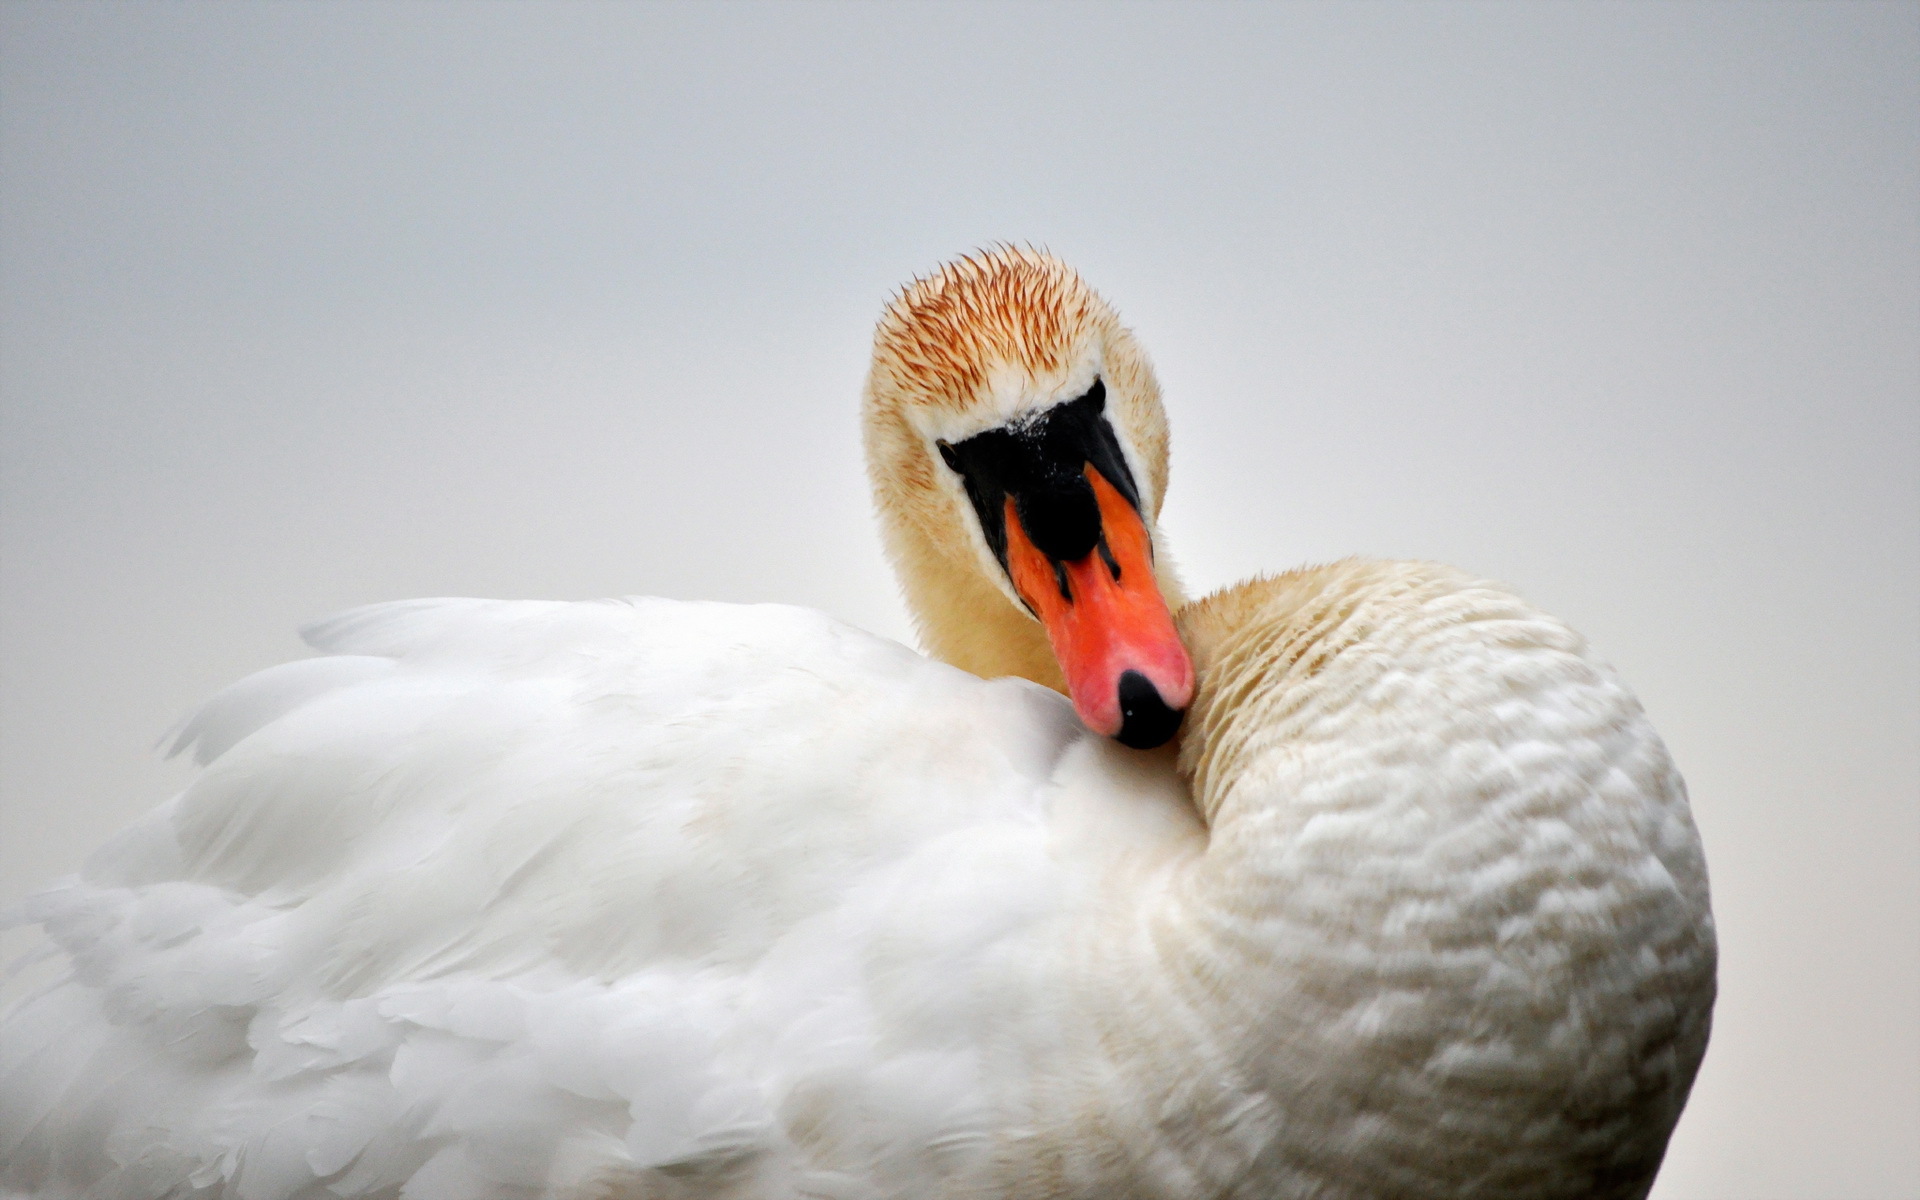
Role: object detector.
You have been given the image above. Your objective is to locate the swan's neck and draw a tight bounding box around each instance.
[1165,561,1582,1024]
[1085,558,1709,1197]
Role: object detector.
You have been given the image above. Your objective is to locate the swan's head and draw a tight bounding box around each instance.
[863,247,1193,749]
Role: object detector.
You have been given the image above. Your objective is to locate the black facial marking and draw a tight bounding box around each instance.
[935,379,1144,588]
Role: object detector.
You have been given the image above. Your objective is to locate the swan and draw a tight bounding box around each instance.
[0,248,1715,1199]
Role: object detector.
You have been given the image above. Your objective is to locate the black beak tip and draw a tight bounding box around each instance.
[1114,669,1184,750]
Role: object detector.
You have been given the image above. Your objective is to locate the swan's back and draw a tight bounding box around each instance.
[2,598,1194,1199]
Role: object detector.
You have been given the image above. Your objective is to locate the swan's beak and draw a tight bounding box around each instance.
[935,380,1194,748]
[1001,469,1194,748]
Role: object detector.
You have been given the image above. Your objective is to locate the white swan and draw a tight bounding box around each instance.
[0,248,1714,1200]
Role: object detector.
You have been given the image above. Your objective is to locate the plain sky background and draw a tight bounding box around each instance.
[1,3,1914,1196]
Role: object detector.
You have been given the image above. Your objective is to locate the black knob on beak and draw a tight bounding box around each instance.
[1115,670,1183,749]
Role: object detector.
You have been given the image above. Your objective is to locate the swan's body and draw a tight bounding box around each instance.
[1,251,1714,1199]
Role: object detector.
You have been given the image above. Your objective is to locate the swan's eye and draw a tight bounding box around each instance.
[937,440,963,474]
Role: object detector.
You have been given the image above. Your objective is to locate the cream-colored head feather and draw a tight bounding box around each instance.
[862,247,1184,692]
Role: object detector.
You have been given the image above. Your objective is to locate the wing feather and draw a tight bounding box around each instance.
[2,598,1116,1199]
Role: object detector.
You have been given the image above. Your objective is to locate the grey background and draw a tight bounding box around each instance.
[2,3,1914,1196]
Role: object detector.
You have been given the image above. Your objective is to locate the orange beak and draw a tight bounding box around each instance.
[1004,467,1194,747]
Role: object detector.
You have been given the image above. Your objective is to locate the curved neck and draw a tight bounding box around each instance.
[1122,559,1707,1198]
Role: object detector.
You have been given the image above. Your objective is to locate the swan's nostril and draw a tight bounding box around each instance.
[1115,670,1183,749]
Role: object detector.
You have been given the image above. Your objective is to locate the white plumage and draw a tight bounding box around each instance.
[7,598,1145,1197]
[1,250,1714,1199]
